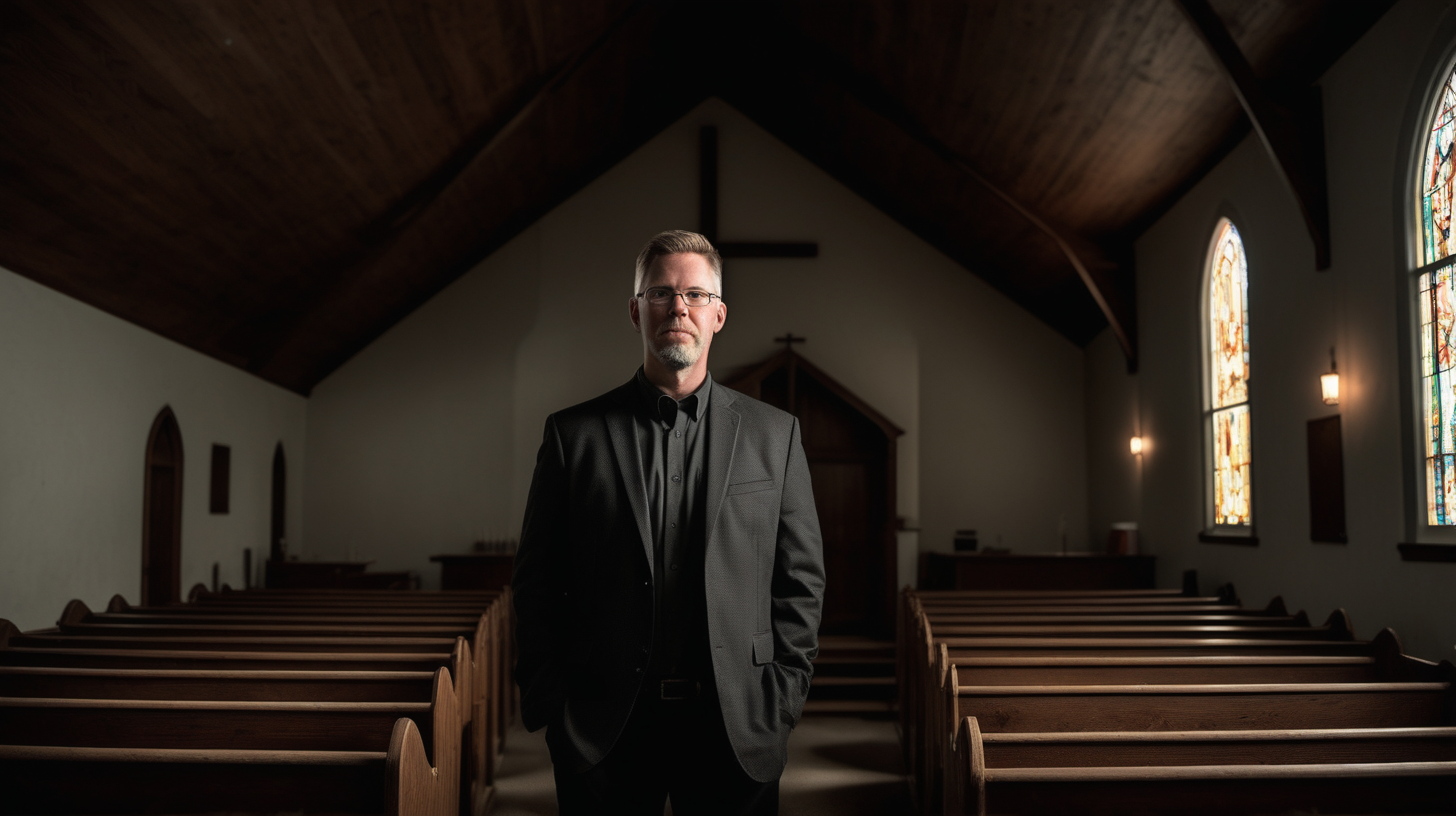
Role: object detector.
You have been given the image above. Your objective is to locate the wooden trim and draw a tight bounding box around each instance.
[755,55,1138,366]
[726,348,904,439]
[1397,542,1456,562]
[1174,0,1331,270]
[1199,532,1259,546]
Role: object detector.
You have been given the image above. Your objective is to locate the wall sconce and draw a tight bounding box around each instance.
[1129,436,1144,456]
[1320,348,1340,405]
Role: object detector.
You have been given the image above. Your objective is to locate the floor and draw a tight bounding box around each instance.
[488,714,914,815]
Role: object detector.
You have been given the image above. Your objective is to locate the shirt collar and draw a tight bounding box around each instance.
[634,367,712,426]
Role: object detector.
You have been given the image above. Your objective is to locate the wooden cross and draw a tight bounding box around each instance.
[775,332,807,350]
[700,126,818,261]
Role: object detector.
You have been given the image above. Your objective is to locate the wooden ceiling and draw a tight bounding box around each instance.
[0,1,1391,394]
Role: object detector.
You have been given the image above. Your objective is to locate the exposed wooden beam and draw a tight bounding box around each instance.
[734,50,1138,365]
[1174,0,1331,270]
[254,0,660,389]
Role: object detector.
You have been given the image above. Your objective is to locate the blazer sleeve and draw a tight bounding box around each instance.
[771,417,827,693]
[512,414,568,732]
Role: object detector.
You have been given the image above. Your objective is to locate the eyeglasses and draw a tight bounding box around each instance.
[636,287,722,308]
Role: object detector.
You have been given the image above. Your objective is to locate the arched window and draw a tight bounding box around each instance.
[1204,218,1253,532]
[1415,59,1456,526]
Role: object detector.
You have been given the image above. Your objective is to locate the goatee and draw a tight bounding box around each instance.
[653,340,700,370]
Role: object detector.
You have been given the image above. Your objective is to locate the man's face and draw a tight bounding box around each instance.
[629,252,727,371]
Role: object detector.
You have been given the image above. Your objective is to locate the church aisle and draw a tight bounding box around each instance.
[488,714,912,815]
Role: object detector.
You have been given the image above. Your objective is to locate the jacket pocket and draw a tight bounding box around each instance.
[752,631,775,666]
[727,478,776,496]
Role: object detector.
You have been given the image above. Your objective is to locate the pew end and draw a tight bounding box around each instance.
[0,620,19,648]
[1180,569,1198,597]
[1263,595,1288,616]
[106,595,131,613]
[187,583,212,603]
[388,717,453,816]
[1325,608,1355,640]
[57,599,92,627]
[1216,583,1238,606]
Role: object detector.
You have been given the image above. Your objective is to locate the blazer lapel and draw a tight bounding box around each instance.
[704,385,741,547]
[604,385,655,577]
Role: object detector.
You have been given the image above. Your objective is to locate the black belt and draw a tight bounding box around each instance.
[659,678,701,700]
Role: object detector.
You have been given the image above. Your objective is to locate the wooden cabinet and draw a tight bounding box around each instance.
[430,553,514,590]
[920,552,1156,592]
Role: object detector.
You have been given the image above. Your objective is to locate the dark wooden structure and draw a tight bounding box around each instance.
[900,587,1456,815]
[921,553,1157,592]
[430,554,515,592]
[726,346,901,637]
[0,586,515,816]
[265,560,370,590]
[0,2,1393,392]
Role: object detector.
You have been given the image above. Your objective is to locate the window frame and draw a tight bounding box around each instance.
[1200,214,1258,544]
[1400,26,1456,549]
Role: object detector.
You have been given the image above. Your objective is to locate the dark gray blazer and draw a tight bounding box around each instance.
[512,376,825,782]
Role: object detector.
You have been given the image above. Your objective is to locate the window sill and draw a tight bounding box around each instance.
[1397,543,1456,562]
[1199,532,1259,546]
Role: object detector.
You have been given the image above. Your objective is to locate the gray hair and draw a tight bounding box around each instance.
[633,230,723,295]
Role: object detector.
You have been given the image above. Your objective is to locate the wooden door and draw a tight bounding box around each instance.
[752,358,898,636]
[142,408,183,606]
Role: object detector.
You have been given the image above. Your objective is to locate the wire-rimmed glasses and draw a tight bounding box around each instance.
[636,287,722,308]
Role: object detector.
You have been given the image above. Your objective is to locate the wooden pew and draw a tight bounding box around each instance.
[904,612,1359,809]
[0,666,438,702]
[923,610,1351,640]
[0,668,460,815]
[6,597,497,816]
[942,629,1443,686]
[950,716,1456,816]
[48,597,504,793]
[181,586,515,768]
[948,677,1455,734]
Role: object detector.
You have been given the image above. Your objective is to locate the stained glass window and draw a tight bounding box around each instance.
[1420,65,1456,267]
[1417,61,1456,526]
[1206,219,1252,528]
[1419,266,1456,524]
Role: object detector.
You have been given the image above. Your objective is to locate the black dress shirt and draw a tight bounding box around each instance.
[632,367,711,682]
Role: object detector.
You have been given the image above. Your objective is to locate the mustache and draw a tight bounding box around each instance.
[658,322,699,338]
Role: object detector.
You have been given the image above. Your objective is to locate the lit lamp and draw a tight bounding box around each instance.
[1129,436,1144,456]
[1320,348,1340,406]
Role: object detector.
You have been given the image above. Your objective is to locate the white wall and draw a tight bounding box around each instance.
[1094,0,1456,660]
[0,266,307,632]
[305,98,1090,591]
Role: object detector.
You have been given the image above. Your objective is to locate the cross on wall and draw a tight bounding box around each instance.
[698,126,818,264]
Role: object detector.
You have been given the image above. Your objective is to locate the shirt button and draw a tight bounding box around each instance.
[670,563,678,571]
[672,475,681,483]
[670,522,677,529]
[675,431,681,438]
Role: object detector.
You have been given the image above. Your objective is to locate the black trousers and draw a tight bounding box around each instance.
[549,680,779,816]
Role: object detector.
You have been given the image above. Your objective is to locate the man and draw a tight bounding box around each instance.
[513,230,825,814]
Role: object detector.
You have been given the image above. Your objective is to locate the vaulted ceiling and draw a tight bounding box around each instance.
[0,1,1391,394]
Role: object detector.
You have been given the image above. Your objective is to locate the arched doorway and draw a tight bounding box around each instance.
[141,407,183,606]
[725,347,902,636]
[271,442,286,562]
